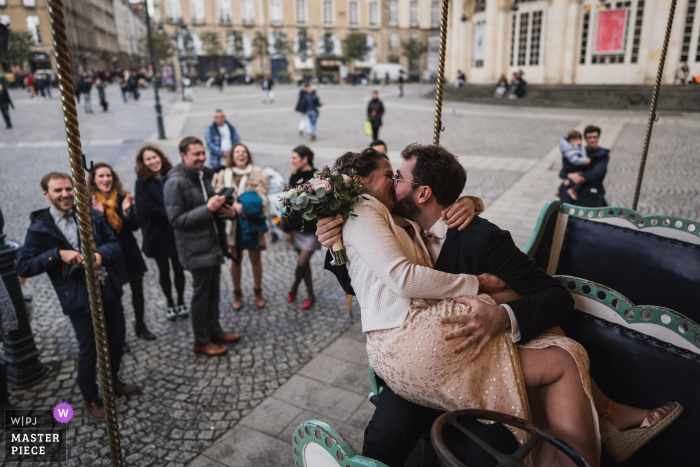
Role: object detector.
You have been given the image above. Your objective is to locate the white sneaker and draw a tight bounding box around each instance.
[177,304,190,318]
[166,307,178,321]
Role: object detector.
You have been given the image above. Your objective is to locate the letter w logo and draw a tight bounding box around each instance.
[58,409,69,418]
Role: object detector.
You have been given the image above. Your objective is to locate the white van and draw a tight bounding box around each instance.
[369,63,408,82]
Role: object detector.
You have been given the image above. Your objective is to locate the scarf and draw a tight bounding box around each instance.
[95,190,123,234]
[224,164,255,235]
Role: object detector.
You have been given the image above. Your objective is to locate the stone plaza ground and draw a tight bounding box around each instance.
[0,82,698,466]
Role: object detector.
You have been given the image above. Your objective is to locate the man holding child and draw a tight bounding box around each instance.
[558,125,610,207]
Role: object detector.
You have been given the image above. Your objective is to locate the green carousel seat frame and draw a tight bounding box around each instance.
[293,202,700,467]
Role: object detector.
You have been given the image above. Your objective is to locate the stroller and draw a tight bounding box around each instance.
[262,166,287,243]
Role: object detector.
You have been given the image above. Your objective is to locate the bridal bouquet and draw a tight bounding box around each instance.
[282,166,367,265]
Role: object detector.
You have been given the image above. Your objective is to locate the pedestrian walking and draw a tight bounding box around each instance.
[35,73,46,100]
[367,90,385,142]
[96,78,108,112]
[262,75,274,103]
[119,77,128,103]
[212,143,270,310]
[283,146,322,309]
[16,172,140,421]
[26,73,35,99]
[129,72,140,100]
[43,74,52,99]
[205,110,241,169]
[0,83,14,129]
[164,137,242,356]
[295,83,310,136]
[134,146,187,321]
[88,163,156,343]
[398,74,404,97]
[78,75,94,114]
[305,88,322,142]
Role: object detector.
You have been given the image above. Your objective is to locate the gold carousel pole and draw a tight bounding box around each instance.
[433,0,451,145]
[46,1,123,465]
[632,0,677,211]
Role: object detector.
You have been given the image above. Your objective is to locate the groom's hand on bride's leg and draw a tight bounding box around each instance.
[440,298,510,362]
[316,215,344,248]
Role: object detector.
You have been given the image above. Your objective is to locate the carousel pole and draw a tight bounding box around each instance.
[433,0,450,145]
[46,1,123,465]
[632,0,677,211]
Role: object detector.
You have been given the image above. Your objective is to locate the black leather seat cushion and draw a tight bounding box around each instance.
[557,218,700,323]
[562,312,699,466]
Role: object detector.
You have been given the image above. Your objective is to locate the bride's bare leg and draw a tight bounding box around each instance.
[520,347,599,467]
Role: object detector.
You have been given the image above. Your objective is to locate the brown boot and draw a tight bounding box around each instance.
[232,290,243,310]
[193,343,228,356]
[84,402,106,421]
[254,287,266,308]
[114,382,141,396]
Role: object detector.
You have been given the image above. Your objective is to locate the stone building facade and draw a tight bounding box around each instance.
[0,0,56,71]
[114,0,148,69]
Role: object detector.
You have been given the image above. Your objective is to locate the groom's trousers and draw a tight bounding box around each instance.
[363,385,518,467]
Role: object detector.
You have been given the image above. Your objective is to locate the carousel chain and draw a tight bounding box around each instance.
[632,0,677,211]
[46,1,123,465]
[433,0,450,145]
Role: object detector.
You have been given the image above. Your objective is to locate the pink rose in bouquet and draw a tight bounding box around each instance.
[310,179,332,193]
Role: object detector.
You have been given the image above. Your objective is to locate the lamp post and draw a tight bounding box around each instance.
[143,0,166,140]
[0,206,47,388]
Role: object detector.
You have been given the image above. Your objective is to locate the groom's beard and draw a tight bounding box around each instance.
[393,190,421,221]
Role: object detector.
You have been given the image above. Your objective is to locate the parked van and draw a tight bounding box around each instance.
[369,63,408,83]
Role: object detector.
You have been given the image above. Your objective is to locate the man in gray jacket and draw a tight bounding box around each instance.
[164,136,241,356]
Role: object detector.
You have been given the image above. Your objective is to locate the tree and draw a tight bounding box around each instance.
[295,29,313,62]
[319,33,336,57]
[227,30,247,61]
[401,37,428,72]
[0,30,34,69]
[342,32,372,72]
[200,31,223,56]
[252,31,269,73]
[271,31,289,58]
[138,30,176,66]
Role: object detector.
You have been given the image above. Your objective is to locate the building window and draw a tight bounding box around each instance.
[165,0,182,23]
[680,0,695,62]
[191,0,205,24]
[26,15,40,44]
[529,11,542,65]
[431,2,440,29]
[296,0,306,24]
[369,2,378,26]
[0,0,6,7]
[218,0,232,25]
[22,0,36,7]
[509,12,517,66]
[349,1,358,26]
[0,15,10,26]
[472,20,485,67]
[270,0,283,25]
[389,32,399,51]
[592,2,630,65]
[241,0,255,25]
[410,1,418,27]
[323,1,333,26]
[630,0,644,63]
[389,0,398,26]
[474,0,486,13]
[579,10,590,64]
[517,12,529,66]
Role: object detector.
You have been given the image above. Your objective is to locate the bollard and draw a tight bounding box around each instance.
[0,206,47,388]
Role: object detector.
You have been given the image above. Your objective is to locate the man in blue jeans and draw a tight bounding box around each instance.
[16,172,140,421]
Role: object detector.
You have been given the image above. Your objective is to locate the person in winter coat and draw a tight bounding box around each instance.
[164,136,241,356]
[0,83,14,129]
[295,83,310,136]
[16,172,139,421]
[367,90,385,142]
[283,145,321,309]
[88,163,155,343]
[212,143,270,310]
[78,76,93,114]
[119,76,129,103]
[205,110,242,169]
[134,145,187,321]
[96,78,108,112]
[305,89,322,142]
[559,125,609,207]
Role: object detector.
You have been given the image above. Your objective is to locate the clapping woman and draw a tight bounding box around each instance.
[134,146,187,321]
[212,143,270,310]
[88,163,155,342]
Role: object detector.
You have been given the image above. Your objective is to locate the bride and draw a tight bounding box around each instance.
[329,147,680,467]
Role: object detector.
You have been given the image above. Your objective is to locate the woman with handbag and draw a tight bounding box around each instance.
[283,145,322,309]
[88,163,156,342]
[212,143,270,310]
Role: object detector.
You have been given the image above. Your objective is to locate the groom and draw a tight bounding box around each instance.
[316,143,575,466]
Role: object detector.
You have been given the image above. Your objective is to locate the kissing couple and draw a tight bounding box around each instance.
[315,143,681,466]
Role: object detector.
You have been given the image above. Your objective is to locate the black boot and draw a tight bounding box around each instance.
[134,322,156,340]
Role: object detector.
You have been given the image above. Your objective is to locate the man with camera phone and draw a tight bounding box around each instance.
[16,172,140,421]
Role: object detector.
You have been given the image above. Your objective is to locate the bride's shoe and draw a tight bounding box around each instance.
[599,400,684,463]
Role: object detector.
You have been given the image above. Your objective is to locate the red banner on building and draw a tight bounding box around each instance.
[595,9,628,54]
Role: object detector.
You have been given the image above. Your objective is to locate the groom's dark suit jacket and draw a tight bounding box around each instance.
[324,215,576,466]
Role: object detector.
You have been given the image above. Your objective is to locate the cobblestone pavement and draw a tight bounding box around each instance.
[1,82,698,466]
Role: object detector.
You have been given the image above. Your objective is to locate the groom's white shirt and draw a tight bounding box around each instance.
[427,218,522,343]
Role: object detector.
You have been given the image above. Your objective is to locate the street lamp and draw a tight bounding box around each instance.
[143,0,166,140]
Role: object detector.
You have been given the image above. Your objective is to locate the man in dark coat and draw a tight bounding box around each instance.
[366,90,384,142]
[559,125,609,207]
[295,83,310,136]
[164,137,241,356]
[16,172,140,422]
[316,144,576,466]
[0,83,14,129]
